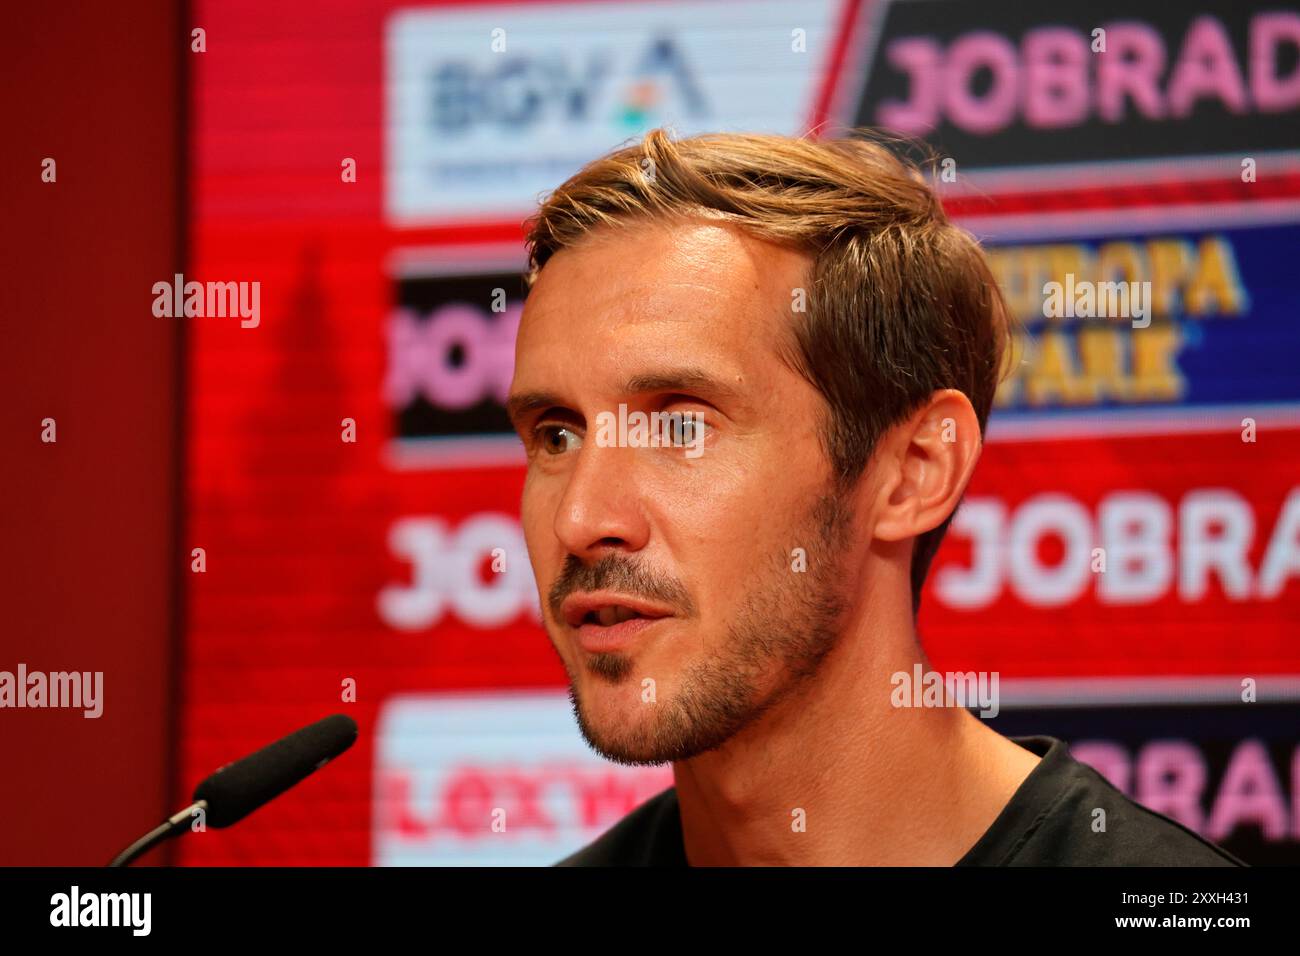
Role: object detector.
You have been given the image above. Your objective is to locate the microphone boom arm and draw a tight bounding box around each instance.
[108,801,207,868]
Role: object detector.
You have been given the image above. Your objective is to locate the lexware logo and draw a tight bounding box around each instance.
[373,693,673,865]
[385,0,842,222]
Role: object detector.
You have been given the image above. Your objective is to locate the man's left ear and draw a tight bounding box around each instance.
[871,389,983,543]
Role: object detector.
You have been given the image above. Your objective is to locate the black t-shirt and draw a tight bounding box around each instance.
[555,735,1246,866]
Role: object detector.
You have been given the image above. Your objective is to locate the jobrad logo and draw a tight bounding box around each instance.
[844,0,1300,172]
[384,265,523,446]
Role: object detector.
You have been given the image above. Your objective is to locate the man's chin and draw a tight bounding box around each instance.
[567,673,759,767]
[568,679,684,766]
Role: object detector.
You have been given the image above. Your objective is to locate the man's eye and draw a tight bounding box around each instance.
[669,416,708,445]
[535,424,581,455]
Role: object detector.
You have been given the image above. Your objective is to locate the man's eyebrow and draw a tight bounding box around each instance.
[505,367,744,428]
[505,390,563,429]
[621,367,744,404]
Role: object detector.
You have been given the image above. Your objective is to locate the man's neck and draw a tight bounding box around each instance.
[671,605,1041,866]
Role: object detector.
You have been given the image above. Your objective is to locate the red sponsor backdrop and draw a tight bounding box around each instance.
[179,0,1300,865]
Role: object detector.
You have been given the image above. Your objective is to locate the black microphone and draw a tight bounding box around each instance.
[108,713,358,867]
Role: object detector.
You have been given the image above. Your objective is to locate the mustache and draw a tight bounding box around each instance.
[548,553,695,620]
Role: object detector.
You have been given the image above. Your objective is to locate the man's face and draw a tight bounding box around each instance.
[509,217,859,765]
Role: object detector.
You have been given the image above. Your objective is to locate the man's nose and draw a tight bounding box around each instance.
[551,442,650,559]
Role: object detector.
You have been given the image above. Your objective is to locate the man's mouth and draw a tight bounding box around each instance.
[581,605,649,626]
[560,593,674,628]
[560,593,676,652]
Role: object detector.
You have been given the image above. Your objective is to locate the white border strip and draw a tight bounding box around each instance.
[387,435,525,471]
[387,243,528,279]
[943,150,1300,197]
[959,199,1300,242]
[985,403,1300,442]
[997,675,1300,708]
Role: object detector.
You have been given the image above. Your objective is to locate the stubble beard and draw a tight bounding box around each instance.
[562,485,857,766]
